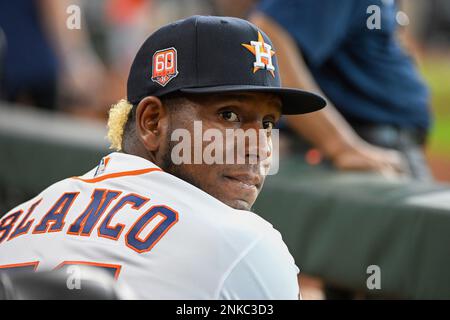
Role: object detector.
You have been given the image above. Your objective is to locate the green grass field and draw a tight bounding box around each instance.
[420,57,450,156]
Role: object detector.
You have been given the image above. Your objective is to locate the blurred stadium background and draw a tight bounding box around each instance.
[0,0,449,300]
[1,0,448,180]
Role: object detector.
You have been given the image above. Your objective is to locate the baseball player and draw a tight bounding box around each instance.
[0,16,325,299]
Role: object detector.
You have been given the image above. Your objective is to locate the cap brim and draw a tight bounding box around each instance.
[179,85,326,115]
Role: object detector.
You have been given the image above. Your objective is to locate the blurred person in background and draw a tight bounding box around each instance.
[92,0,155,108]
[84,0,214,118]
[0,0,105,112]
[214,0,433,181]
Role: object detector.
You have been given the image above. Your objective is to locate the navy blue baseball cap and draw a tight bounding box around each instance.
[127,15,326,115]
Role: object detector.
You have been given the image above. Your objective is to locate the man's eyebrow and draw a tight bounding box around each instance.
[272,109,282,120]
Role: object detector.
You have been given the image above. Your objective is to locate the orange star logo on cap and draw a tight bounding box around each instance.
[242,31,275,77]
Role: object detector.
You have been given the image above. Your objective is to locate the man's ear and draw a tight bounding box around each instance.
[135,96,168,152]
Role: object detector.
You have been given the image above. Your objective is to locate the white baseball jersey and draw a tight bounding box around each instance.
[0,152,300,299]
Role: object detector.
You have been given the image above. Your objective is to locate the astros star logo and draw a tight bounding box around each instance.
[242,31,275,77]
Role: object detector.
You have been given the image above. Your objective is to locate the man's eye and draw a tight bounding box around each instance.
[263,121,275,131]
[220,111,239,122]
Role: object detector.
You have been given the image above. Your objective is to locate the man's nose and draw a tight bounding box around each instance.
[243,122,272,163]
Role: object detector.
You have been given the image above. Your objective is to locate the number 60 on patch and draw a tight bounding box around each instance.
[151,47,179,87]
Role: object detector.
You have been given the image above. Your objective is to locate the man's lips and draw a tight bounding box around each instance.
[223,173,262,190]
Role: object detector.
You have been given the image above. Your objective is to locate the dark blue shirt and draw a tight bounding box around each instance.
[0,0,58,96]
[257,0,431,130]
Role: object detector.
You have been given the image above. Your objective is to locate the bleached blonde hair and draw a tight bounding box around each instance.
[107,99,133,151]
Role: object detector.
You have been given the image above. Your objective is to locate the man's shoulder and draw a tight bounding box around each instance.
[216,209,274,239]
